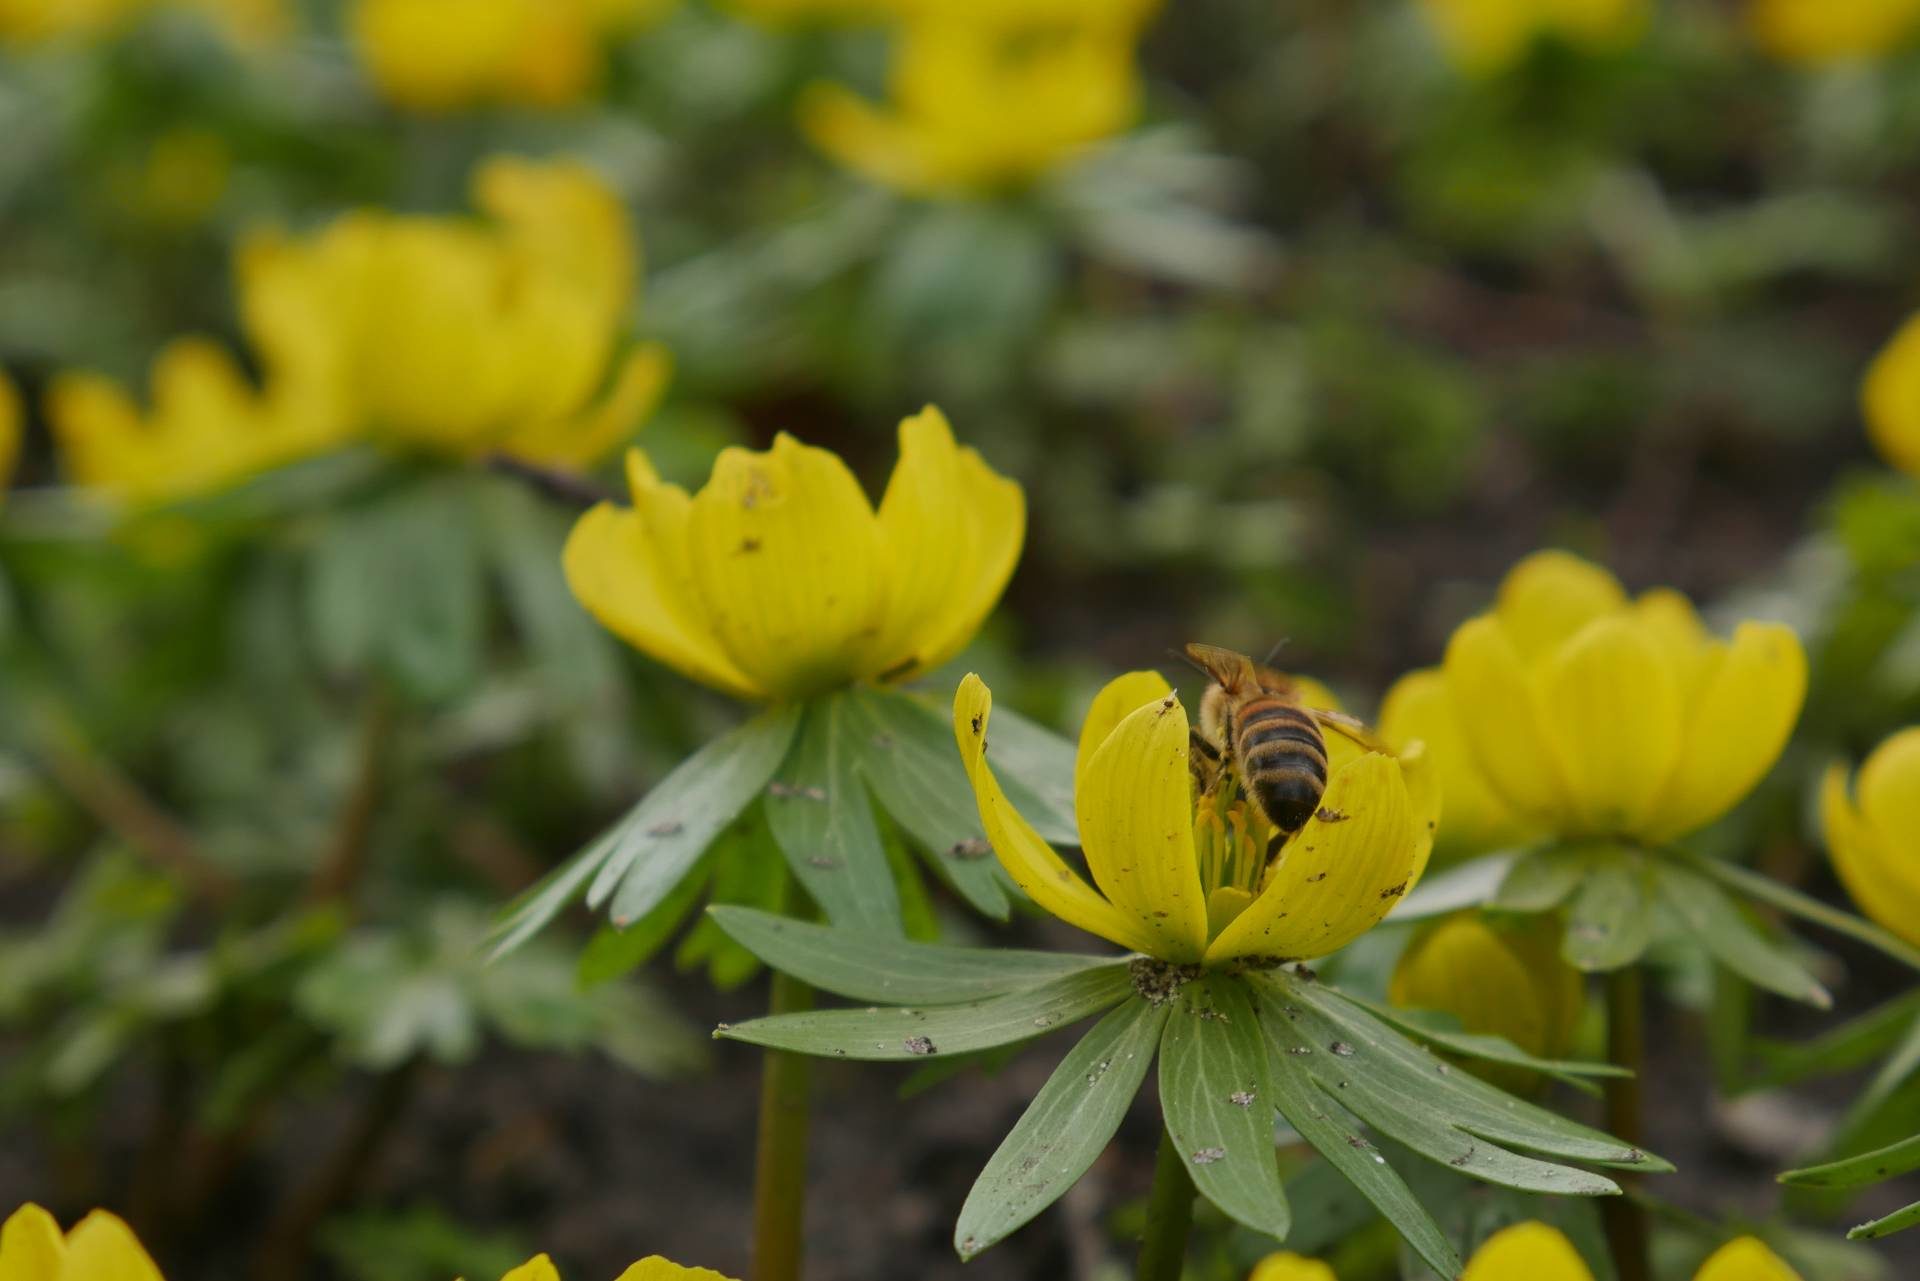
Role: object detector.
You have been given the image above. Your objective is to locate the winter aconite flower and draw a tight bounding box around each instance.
[239,154,668,465]
[493,1253,735,1281]
[351,0,670,111]
[1253,1222,1803,1281]
[1440,550,1806,844]
[1862,310,1920,481]
[1823,728,1920,950]
[953,667,1435,964]
[0,1203,165,1280]
[0,0,285,47]
[566,408,1022,703]
[0,369,20,497]
[800,4,1155,195]
[1748,0,1920,65]
[1389,913,1581,1089]
[1417,0,1646,76]
[1381,666,1538,859]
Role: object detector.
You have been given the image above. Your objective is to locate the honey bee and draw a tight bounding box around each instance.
[1183,642,1385,848]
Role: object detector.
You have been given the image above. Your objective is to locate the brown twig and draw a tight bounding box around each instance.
[35,725,236,905]
[483,453,620,510]
[306,685,397,908]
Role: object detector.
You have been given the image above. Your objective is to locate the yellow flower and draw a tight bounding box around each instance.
[1862,312,1920,480]
[1440,550,1806,843]
[494,1253,736,1281]
[239,154,668,465]
[953,668,1436,965]
[1253,1222,1804,1281]
[799,9,1149,195]
[48,338,345,506]
[1417,0,1647,75]
[1389,913,1581,1088]
[566,407,1022,702]
[351,0,669,111]
[0,0,286,46]
[1380,666,1539,858]
[1823,727,1920,950]
[1247,1254,1337,1281]
[0,1203,165,1281]
[1749,0,1920,64]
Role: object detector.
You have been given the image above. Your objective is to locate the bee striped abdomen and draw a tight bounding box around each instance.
[1233,699,1328,834]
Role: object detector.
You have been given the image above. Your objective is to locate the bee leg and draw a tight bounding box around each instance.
[1188,729,1224,792]
[1265,831,1285,865]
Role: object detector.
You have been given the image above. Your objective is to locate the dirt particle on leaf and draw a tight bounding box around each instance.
[1329,1041,1354,1057]
[1129,957,1201,1006]
[948,838,991,860]
[806,855,841,870]
[646,821,685,838]
[1191,1147,1227,1165]
[903,1035,936,1056]
[769,782,827,801]
[1229,1090,1256,1108]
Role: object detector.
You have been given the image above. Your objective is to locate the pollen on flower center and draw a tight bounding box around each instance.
[1193,787,1275,938]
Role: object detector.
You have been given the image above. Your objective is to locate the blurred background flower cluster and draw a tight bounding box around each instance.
[3,0,1920,1277]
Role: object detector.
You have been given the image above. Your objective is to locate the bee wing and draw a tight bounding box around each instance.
[1311,707,1391,754]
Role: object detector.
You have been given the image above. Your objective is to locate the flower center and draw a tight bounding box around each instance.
[1192,780,1277,940]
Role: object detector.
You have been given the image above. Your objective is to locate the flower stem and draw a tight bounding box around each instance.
[1602,966,1651,1281]
[752,967,815,1281]
[1136,1124,1195,1281]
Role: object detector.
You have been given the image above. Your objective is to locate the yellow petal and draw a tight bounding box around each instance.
[1858,726,1920,854]
[1824,746,1920,951]
[1692,1237,1804,1281]
[0,370,20,495]
[686,434,887,699]
[954,675,1162,954]
[1442,616,1574,824]
[798,82,935,195]
[1645,622,1806,841]
[1868,313,1920,480]
[1630,588,1714,699]
[0,1204,66,1281]
[1206,752,1415,963]
[1075,670,1175,811]
[1248,1253,1338,1281]
[563,453,761,701]
[1380,667,1533,857]
[1397,738,1442,887]
[500,1255,563,1281]
[60,1211,163,1281]
[1075,694,1209,962]
[1538,616,1681,836]
[1461,1221,1596,1281]
[612,1258,740,1281]
[1494,550,1628,664]
[500,343,672,468]
[868,407,1024,681]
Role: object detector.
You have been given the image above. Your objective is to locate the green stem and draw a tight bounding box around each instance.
[1136,1124,1195,1281]
[1601,967,1651,1281]
[752,968,815,1281]
[1669,847,1920,972]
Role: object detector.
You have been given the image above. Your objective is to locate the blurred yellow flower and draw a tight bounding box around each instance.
[0,368,20,496]
[493,1252,736,1281]
[1440,550,1806,843]
[800,6,1153,195]
[0,1203,166,1281]
[107,128,232,229]
[240,154,669,465]
[351,0,669,111]
[48,338,344,507]
[1749,0,1920,64]
[1252,1222,1803,1281]
[953,668,1436,965]
[1823,727,1920,950]
[1862,311,1920,480]
[1381,666,1539,858]
[566,407,1022,702]
[1389,913,1581,1089]
[1417,0,1646,75]
[1248,1253,1337,1281]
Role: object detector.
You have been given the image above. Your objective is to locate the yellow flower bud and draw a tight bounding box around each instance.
[1389,913,1582,1089]
[1438,550,1806,844]
[1456,1222,1804,1281]
[1748,0,1920,65]
[0,1203,167,1281]
[495,1254,737,1281]
[1823,727,1920,950]
[0,368,19,497]
[1248,1253,1338,1281]
[1863,312,1920,481]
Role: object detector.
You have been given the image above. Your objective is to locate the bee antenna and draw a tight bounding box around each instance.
[1167,647,1213,680]
[1262,637,1291,666]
